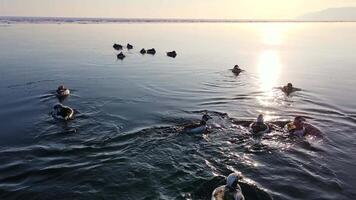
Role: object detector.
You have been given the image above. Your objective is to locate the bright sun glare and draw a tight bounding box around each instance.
[258,50,281,92]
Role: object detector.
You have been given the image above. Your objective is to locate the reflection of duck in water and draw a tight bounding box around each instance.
[53,104,74,120]
[212,173,245,200]
[231,65,243,75]
[182,114,212,134]
[281,83,301,95]
[249,114,270,136]
[285,116,322,137]
[56,85,70,98]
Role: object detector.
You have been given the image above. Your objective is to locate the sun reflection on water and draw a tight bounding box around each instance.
[258,50,281,92]
[256,50,282,108]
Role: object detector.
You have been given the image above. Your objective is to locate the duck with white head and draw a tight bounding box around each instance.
[212,173,245,200]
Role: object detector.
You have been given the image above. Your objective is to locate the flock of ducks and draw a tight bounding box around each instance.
[113,43,177,60]
[50,43,311,200]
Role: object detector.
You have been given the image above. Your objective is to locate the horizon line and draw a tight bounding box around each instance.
[1,16,356,23]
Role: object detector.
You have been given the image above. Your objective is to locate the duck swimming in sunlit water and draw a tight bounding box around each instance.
[146,48,156,55]
[285,116,323,138]
[232,65,243,75]
[281,83,301,95]
[127,43,133,49]
[56,85,70,98]
[113,43,123,50]
[53,104,74,120]
[182,114,212,134]
[212,173,245,200]
[167,51,177,58]
[249,114,270,136]
[117,52,126,60]
[140,48,146,54]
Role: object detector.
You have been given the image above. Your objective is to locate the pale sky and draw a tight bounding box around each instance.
[1,0,356,19]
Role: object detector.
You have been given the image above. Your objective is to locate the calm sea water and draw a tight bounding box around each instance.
[0,22,355,199]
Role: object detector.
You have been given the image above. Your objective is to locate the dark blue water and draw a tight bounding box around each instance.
[0,23,355,199]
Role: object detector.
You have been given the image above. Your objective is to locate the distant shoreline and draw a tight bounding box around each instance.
[1,16,356,24]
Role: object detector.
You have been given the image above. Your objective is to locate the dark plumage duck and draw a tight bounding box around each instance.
[249,114,270,136]
[56,85,70,98]
[281,83,301,95]
[117,52,126,60]
[182,114,212,134]
[212,173,245,200]
[146,48,156,55]
[167,51,177,58]
[53,104,74,120]
[232,65,243,75]
[113,43,123,50]
[127,43,133,50]
[140,48,146,54]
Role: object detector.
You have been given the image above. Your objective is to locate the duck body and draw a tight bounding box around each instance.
[182,122,207,134]
[212,173,245,200]
[249,114,270,136]
[249,122,270,136]
[147,48,156,55]
[53,104,74,120]
[113,43,123,50]
[56,85,70,98]
[212,185,245,200]
[182,114,212,134]
[127,43,133,49]
[117,52,126,60]
[167,51,177,58]
[140,48,146,54]
[281,83,301,95]
[232,65,243,75]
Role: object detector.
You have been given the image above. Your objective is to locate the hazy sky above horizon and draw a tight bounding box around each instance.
[1,0,356,19]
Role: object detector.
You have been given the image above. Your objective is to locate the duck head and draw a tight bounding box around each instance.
[293,116,306,129]
[54,103,64,113]
[286,83,293,90]
[256,114,264,124]
[57,85,65,91]
[226,173,241,190]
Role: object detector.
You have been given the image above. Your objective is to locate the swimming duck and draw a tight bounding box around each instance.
[182,114,212,134]
[140,48,147,54]
[127,43,133,49]
[53,104,74,120]
[249,114,270,136]
[232,65,243,75]
[146,48,156,55]
[285,116,322,137]
[212,173,245,200]
[113,43,123,50]
[167,51,177,58]
[117,52,126,60]
[56,85,70,98]
[281,83,301,95]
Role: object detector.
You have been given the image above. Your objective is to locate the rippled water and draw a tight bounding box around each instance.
[0,23,356,199]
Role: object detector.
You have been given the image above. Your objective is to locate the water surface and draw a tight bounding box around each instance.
[0,22,355,199]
